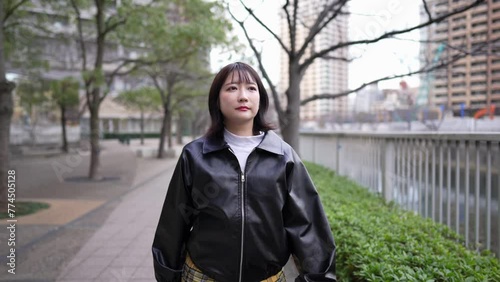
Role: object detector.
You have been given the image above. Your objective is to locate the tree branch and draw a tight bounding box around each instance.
[103,18,127,36]
[3,0,29,24]
[297,0,348,60]
[320,55,354,62]
[103,0,156,40]
[237,0,291,55]
[291,0,298,54]
[301,0,485,73]
[70,0,88,73]
[422,0,432,21]
[282,1,294,53]
[300,37,497,105]
[148,70,167,102]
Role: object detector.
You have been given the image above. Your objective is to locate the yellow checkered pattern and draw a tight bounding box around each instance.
[182,254,286,282]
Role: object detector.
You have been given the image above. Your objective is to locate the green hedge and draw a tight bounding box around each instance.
[305,162,500,282]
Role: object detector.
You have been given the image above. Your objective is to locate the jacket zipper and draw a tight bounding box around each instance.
[239,172,245,282]
[228,147,254,282]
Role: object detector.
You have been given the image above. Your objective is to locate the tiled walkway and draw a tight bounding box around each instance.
[56,157,176,281]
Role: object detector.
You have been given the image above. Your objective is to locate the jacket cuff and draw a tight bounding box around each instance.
[153,259,182,282]
[152,247,183,282]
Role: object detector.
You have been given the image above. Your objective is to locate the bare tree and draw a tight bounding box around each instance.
[229,0,486,151]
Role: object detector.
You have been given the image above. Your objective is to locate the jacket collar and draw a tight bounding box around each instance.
[202,130,283,155]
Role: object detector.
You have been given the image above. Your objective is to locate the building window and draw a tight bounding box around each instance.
[471,61,486,67]
[471,71,486,77]
[471,90,486,96]
[452,15,466,22]
[471,101,486,108]
[472,11,487,18]
[452,35,466,41]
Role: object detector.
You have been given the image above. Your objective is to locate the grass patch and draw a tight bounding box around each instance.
[305,161,500,282]
[0,201,50,219]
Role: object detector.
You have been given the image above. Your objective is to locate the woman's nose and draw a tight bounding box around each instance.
[238,90,249,102]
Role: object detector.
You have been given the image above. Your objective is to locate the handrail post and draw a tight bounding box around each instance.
[381,139,395,202]
[335,135,340,174]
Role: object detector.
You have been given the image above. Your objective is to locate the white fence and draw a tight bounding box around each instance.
[300,131,500,257]
[10,125,80,146]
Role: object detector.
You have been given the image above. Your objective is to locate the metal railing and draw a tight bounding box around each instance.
[300,131,500,257]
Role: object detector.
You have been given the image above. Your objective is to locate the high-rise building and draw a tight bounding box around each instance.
[420,0,500,112]
[279,1,349,124]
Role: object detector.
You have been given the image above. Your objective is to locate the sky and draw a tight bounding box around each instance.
[211,0,422,91]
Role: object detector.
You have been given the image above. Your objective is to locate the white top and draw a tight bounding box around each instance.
[224,128,264,172]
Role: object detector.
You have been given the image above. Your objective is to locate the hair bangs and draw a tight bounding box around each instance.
[227,65,257,85]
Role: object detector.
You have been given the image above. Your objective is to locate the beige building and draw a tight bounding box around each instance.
[420,0,500,112]
[279,1,349,124]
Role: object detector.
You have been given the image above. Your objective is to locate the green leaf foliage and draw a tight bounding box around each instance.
[116,86,161,112]
[16,78,51,111]
[118,0,232,61]
[4,0,51,72]
[304,162,500,282]
[50,77,79,107]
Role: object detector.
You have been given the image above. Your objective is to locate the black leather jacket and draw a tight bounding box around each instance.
[152,131,336,282]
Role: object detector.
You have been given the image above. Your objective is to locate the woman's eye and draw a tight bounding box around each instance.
[227,86,237,91]
[249,86,257,91]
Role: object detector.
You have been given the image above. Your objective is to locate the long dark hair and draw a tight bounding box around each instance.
[205,62,274,140]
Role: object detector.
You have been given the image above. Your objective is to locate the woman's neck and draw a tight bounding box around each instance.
[224,124,253,136]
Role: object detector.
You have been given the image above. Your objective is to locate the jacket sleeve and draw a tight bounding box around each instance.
[283,150,336,282]
[152,151,194,282]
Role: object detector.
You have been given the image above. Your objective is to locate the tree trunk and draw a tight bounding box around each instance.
[87,0,105,180]
[140,110,144,145]
[157,105,169,158]
[167,112,172,149]
[176,115,183,145]
[0,80,15,213]
[191,119,197,140]
[28,106,37,146]
[281,70,301,153]
[60,104,68,153]
[0,0,16,212]
[88,100,100,180]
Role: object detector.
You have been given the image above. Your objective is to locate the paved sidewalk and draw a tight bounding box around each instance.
[0,138,185,281]
[56,152,177,281]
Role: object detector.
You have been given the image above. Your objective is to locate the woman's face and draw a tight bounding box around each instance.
[219,71,260,129]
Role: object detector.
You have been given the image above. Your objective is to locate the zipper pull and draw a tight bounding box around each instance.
[241,174,245,183]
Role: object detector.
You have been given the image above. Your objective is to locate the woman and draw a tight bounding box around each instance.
[152,62,336,282]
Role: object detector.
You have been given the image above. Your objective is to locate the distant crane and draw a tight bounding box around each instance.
[417,42,446,106]
[417,42,447,130]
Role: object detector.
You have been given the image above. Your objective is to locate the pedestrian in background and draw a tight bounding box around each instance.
[152,62,336,282]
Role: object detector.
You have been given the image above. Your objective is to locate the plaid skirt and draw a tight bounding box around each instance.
[182,254,286,282]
